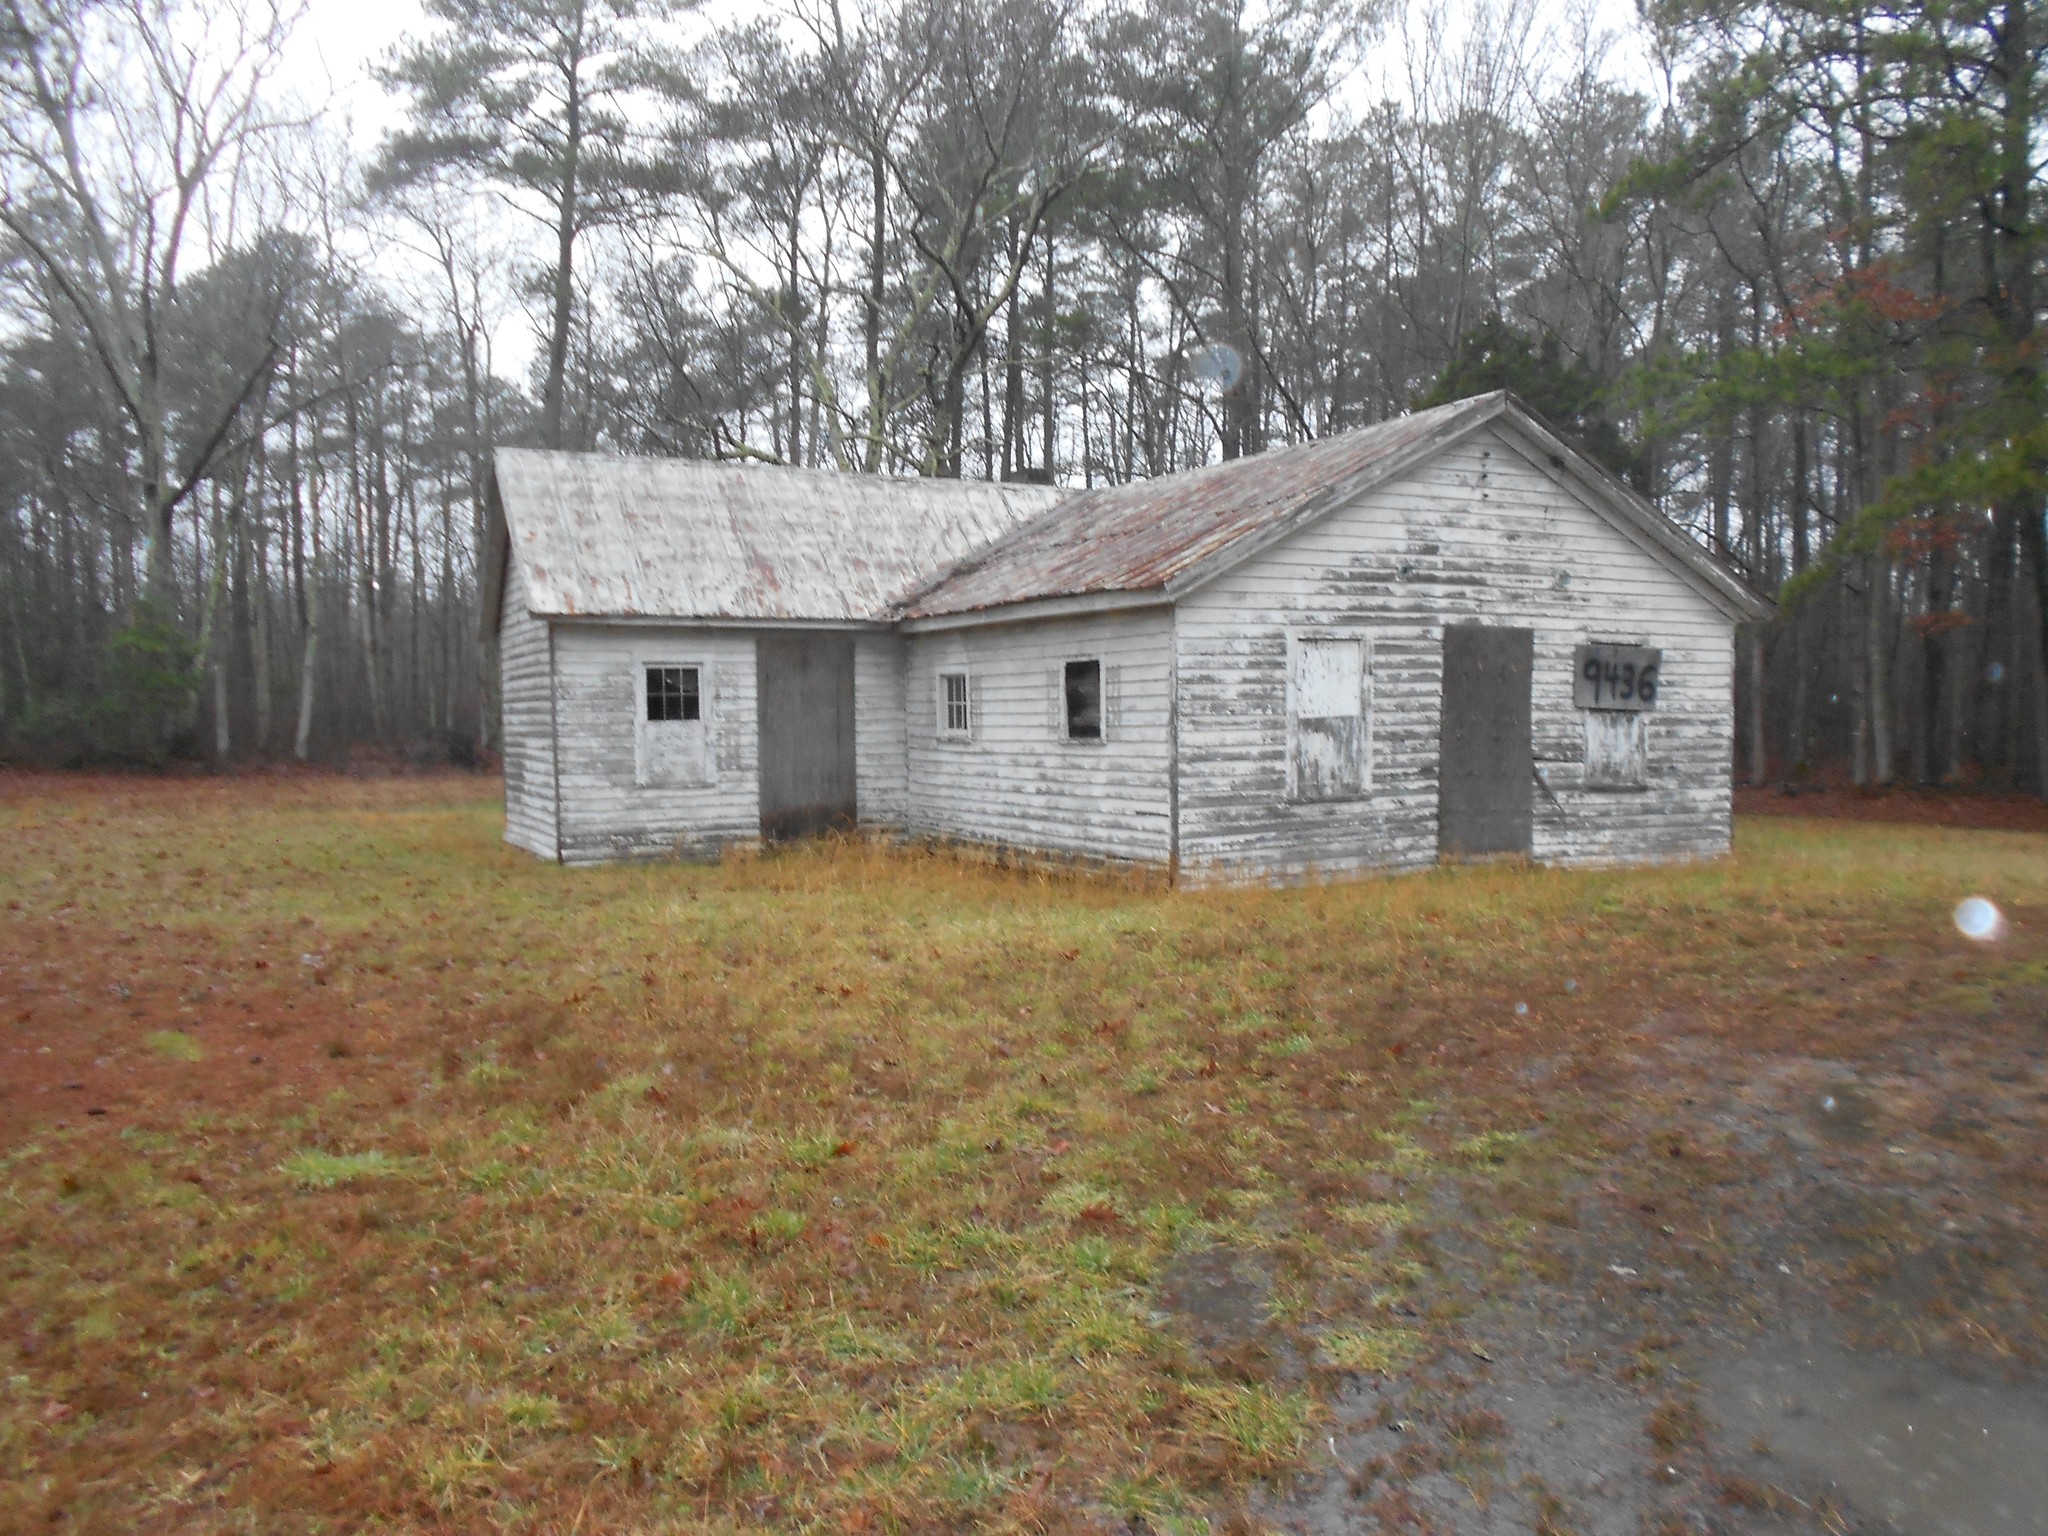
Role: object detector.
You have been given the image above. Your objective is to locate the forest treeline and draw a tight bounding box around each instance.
[2,0,2044,793]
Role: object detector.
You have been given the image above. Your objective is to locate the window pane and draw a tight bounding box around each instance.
[647,666,681,722]
[942,673,969,734]
[647,666,697,723]
[1065,659,1101,740]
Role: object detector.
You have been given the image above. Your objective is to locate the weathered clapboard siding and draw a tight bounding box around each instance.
[499,575,557,859]
[854,633,908,829]
[903,609,1174,863]
[550,624,760,864]
[1174,426,1735,884]
[494,399,1756,877]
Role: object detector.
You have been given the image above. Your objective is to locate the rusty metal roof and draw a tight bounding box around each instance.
[901,395,1506,619]
[485,394,1768,635]
[488,450,1063,624]
[901,392,1770,624]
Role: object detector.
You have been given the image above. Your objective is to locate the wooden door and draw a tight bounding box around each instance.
[1438,624,1533,859]
[756,633,856,840]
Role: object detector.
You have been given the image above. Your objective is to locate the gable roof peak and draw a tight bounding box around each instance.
[900,392,1511,620]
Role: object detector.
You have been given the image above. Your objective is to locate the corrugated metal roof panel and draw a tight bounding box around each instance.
[902,396,1504,618]
[492,449,1065,623]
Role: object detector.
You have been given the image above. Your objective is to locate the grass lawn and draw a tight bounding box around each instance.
[2,774,2045,1534]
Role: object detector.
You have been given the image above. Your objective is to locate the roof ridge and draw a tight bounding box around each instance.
[494,445,1066,500]
[900,393,1508,616]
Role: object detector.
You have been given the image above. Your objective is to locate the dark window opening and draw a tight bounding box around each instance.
[941,672,970,735]
[1064,659,1101,740]
[647,665,700,722]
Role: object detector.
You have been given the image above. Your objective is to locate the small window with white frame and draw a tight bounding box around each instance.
[647,665,700,722]
[938,669,971,739]
[1063,658,1103,741]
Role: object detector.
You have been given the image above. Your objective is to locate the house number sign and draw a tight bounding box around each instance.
[1574,644,1662,710]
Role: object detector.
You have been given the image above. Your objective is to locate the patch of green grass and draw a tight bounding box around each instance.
[1322,1324,1423,1374]
[142,1030,203,1062]
[1183,1383,1317,1473]
[278,1149,405,1188]
[683,1269,758,1338]
[752,1207,806,1243]
[1455,1128,1528,1165]
[1103,1472,1205,1533]
[1333,1200,1414,1236]
[495,1391,562,1430]
[1042,1177,1122,1220]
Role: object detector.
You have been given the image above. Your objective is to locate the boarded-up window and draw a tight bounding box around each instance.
[637,662,713,788]
[1583,710,1647,789]
[1289,635,1369,800]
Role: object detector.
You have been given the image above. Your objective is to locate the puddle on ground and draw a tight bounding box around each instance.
[1697,1326,2048,1535]
[1151,1246,1272,1353]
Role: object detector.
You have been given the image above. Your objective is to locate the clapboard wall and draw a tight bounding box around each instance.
[504,622,910,862]
[499,576,558,858]
[1174,424,1736,885]
[854,633,909,829]
[546,624,761,863]
[903,609,1174,863]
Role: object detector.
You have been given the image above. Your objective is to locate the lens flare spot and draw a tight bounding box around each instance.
[1953,896,2006,943]
[1191,343,1244,390]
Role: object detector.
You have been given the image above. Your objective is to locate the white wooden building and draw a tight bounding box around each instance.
[485,392,1769,881]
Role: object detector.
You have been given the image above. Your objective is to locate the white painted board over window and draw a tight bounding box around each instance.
[1289,633,1370,800]
[1582,710,1648,789]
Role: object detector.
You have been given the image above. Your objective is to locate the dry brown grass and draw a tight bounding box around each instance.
[2,772,2045,1533]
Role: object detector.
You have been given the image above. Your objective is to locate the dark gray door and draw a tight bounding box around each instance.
[756,633,856,840]
[1438,624,1533,859]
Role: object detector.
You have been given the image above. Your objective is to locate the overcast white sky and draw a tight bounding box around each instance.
[287,0,413,132]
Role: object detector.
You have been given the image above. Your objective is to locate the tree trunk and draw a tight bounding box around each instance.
[295,469,325,763]
[1848,569,1870,787]
[294,557,321,763]
[541,66,584,451]
[254,513,273,756]
[1866,554,1892,785]
[1039,235,1056,478]
[863,147,887,474]
[2020,525,2048,795]
[1747,626,1767,785]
